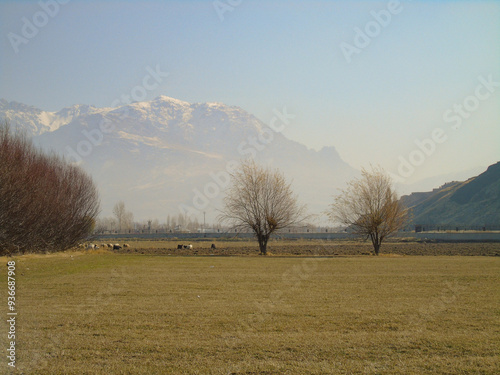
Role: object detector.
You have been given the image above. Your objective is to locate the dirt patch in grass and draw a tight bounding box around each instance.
[113,242,500,257]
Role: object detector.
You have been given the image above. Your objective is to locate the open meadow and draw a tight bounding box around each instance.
[1,248,499,374]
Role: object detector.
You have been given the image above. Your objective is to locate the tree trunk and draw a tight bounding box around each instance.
[373,241,380,255]
[258,235,269,255]
[370,232,380,255]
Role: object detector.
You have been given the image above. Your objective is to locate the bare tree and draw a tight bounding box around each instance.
[0,121,100,254]
[124,211,134,232]
[219,160,308,255]
[113,201,125,232]
[328,166,408,255]
[112,201,134,233]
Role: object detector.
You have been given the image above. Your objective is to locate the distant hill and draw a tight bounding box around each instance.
[400,162,500,226]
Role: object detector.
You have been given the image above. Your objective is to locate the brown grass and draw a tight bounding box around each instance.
[1,251,499,374]
[102,238,500,257]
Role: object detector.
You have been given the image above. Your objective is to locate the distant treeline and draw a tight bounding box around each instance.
[93,224,337,236]
[414,224,500,232]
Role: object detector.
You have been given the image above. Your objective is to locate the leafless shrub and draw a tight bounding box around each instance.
[0,121,100,254]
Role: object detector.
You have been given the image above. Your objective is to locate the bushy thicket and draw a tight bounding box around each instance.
[0,122,100,255]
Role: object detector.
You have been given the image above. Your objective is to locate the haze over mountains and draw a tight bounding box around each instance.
[2,96,497,227]
[0,96,356,223]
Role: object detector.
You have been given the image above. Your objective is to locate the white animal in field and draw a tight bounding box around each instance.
[87,243,98,250]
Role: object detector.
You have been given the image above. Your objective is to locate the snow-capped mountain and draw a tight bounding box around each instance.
[0,99,99,135]
[1,96,357,223]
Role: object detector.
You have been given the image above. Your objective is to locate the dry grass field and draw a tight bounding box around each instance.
[108,238,500,256]
[1,248,499,374]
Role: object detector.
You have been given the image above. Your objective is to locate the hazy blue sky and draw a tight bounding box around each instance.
[1,0,499,184]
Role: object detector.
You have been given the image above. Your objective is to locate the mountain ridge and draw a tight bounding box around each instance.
[1,96,356,222]
[401,162,500,226]
[0,98,100,135]
[4,96,496,226]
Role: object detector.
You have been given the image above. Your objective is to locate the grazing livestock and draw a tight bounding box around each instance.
[100,243,106,248]
[211,243,216,250]
[113,244,122,250]
[87,244,99,250]
[107,244,113,248]
[177,244,183,249]
[123,244,130,248]
[187,244,193,250]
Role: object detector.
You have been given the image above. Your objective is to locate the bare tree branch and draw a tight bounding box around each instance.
[328,166,408,255]
[0,121,100,254]
[219,159,308,255]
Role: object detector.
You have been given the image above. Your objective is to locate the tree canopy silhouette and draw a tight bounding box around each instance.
[219,159,307,255]
[328,166,408,255]
[0,122,100,255]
